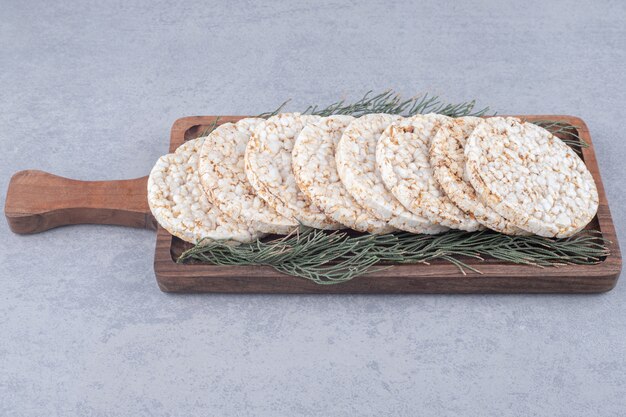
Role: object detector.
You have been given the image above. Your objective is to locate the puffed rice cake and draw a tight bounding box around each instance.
[292,115,396,234]
[335,113,447,234]
[376,114,482,231]
[465,117,598,238]
[429,116,529,235]
[198,118,297,235]
[147,138,262,244]
[244,113,342,230]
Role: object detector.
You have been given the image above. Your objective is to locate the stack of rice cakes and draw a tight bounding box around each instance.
[147,112,599,245]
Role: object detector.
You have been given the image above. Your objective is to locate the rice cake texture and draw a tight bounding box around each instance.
[148,138,262,244]
[245,113,342,230]
[465,117,598,238]
[376,114,482,231]
[198,118,297,235]
[292,115,395,234]
[429,116,528,235]
[336,113,447,234]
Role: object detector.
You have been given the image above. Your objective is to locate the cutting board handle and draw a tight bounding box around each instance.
[4,170,156,234]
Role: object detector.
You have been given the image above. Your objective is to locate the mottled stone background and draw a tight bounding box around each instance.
[1,0,624,415]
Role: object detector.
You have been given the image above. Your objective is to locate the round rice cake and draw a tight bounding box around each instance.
[376,114,482,231]
[198,118,297,235]
[465,117,599,238]
[245,113,342,230]
[429,116,529,235]
[335,113,447,234]
[148,138,262,244]
[292,115,395,234]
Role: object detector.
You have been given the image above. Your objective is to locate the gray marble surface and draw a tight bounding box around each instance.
[1,0,625,415]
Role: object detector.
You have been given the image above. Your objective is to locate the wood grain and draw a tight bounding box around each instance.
[154,115,622,293]
[5,170,155,233]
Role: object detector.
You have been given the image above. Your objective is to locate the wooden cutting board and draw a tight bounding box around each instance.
[4,115,622,293]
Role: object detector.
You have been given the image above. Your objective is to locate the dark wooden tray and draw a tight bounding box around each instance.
[5,115,621,293]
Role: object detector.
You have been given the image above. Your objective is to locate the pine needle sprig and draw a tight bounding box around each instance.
[258,100,291,118]
[198,117,221,138]
[258,90,491,119]
[256,91,586,149]
[223,92,586,149]
[531,119,588,148]
[177,227,390,285]
[178,228,610,284]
